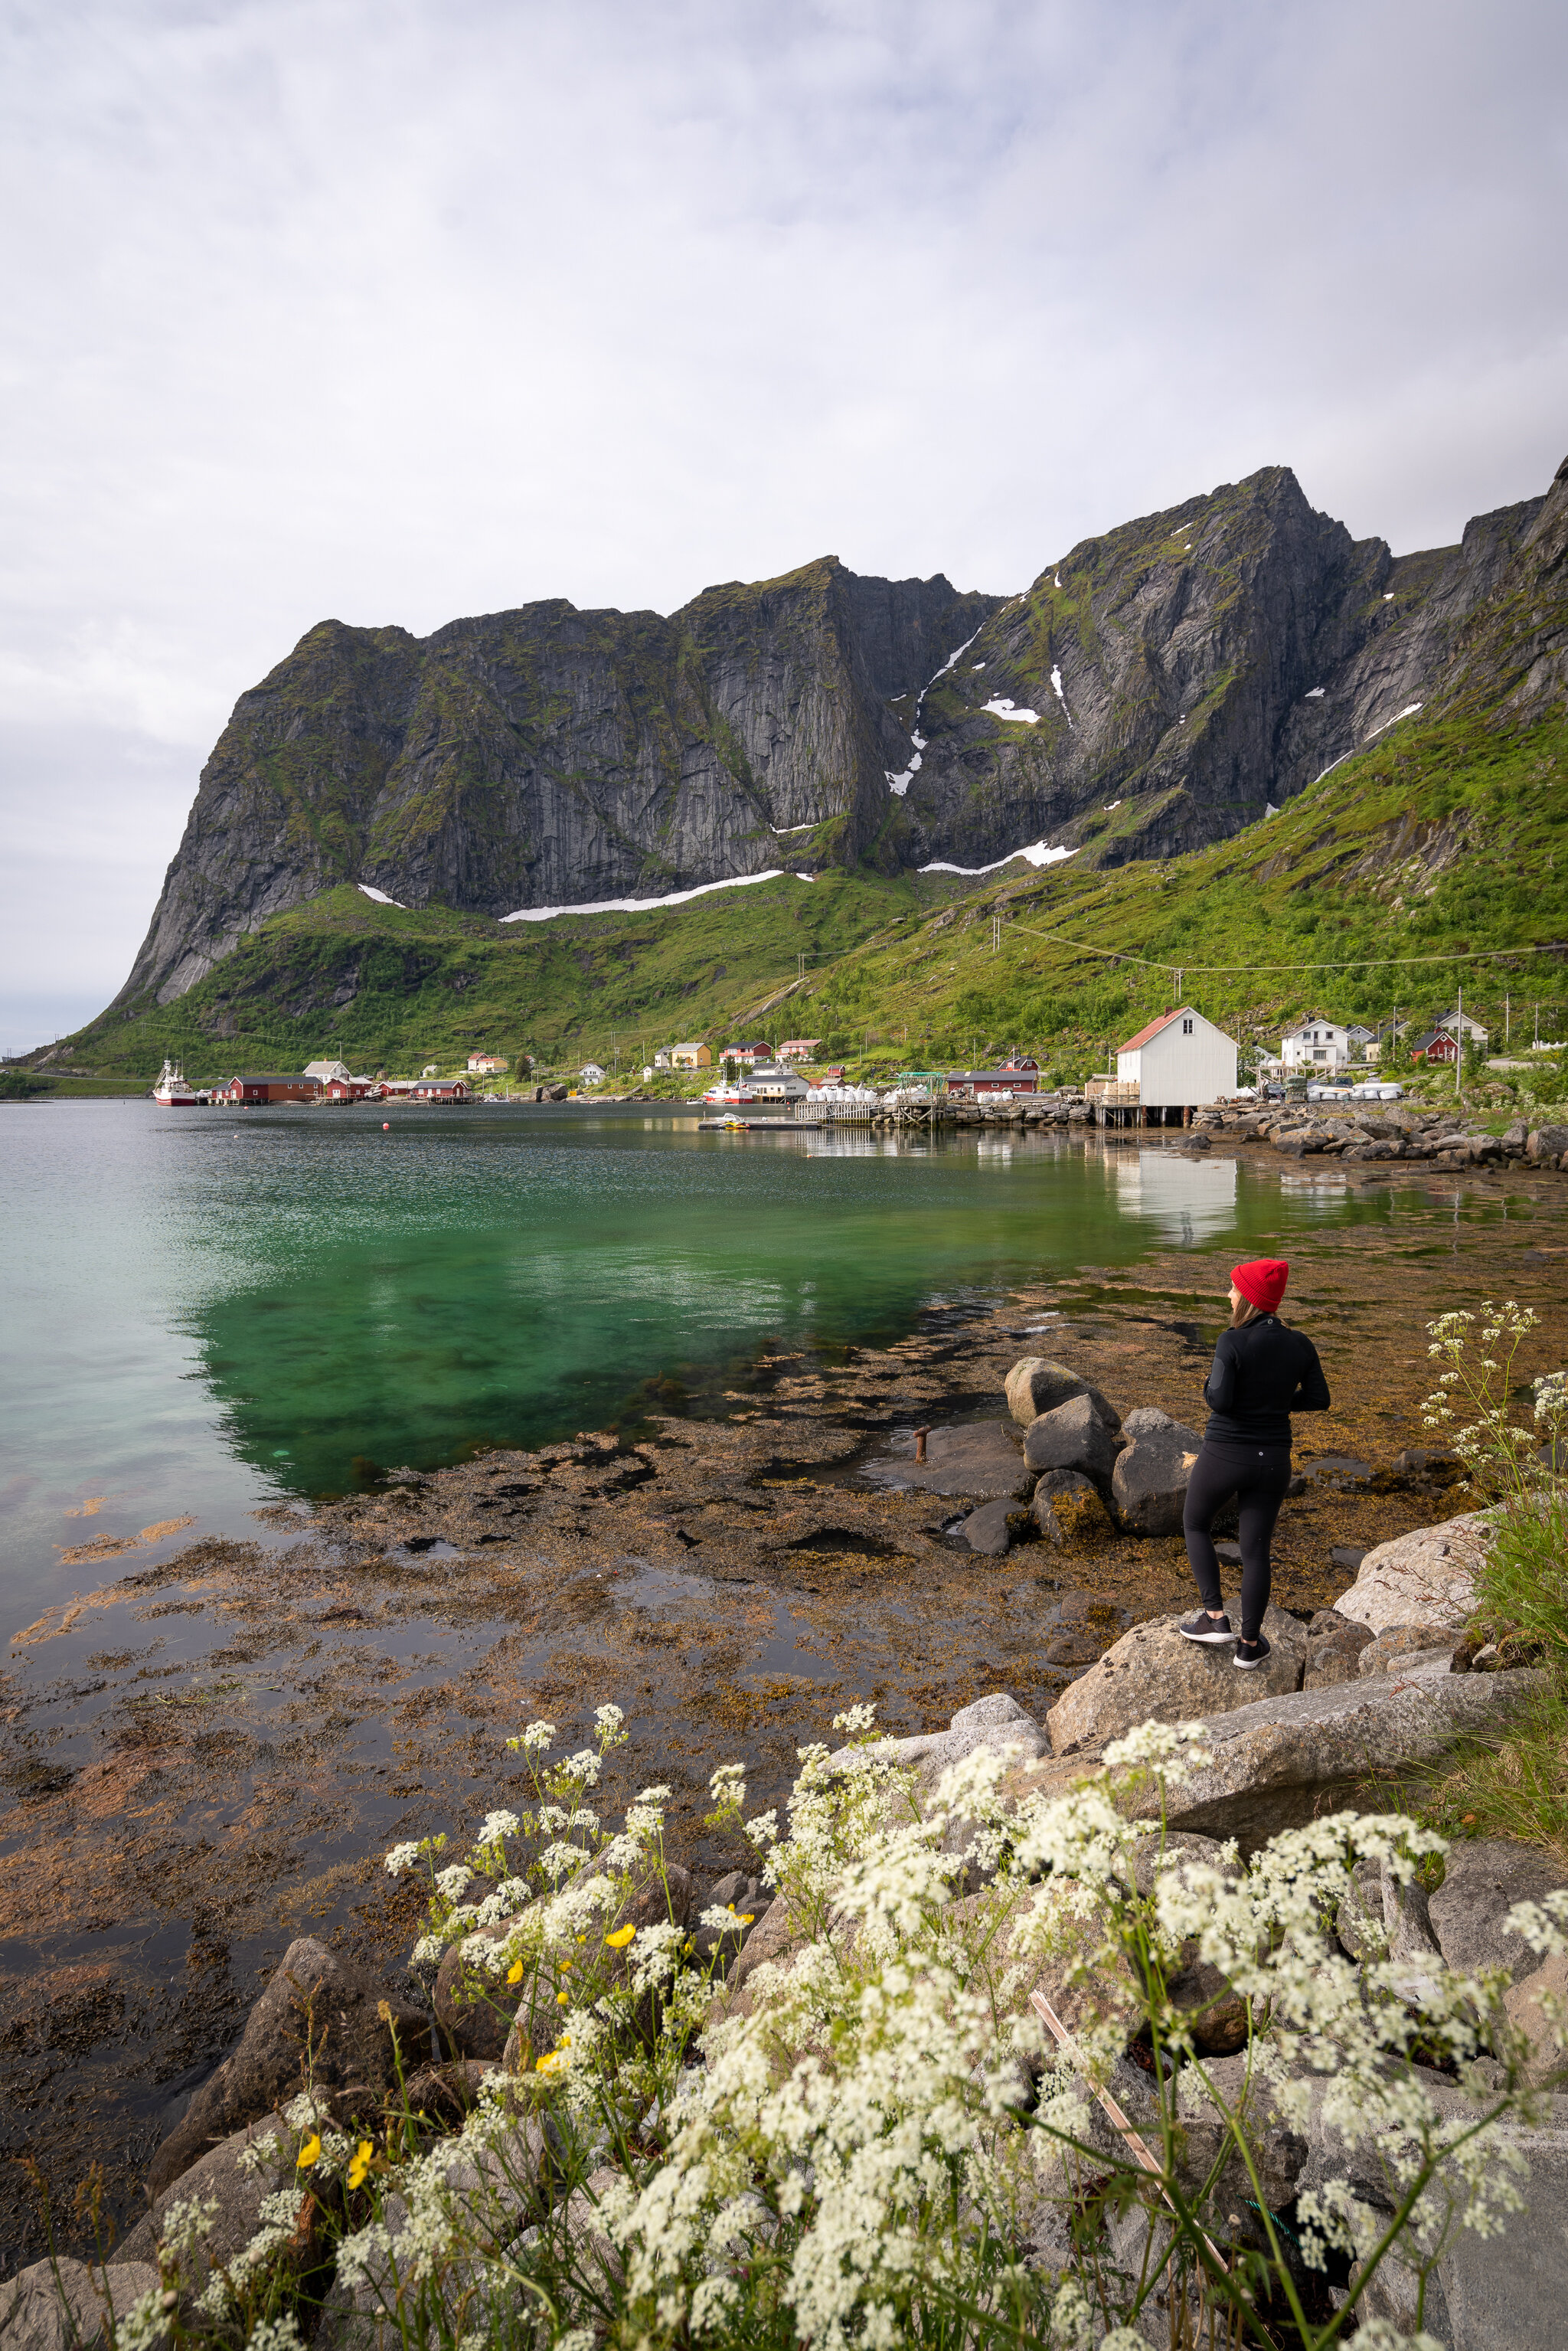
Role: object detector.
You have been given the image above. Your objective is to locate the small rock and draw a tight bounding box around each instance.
[1392,1445,1465,1485]
[1109,1407,1205,1535]
[1302,1607,1375,1689]
[1004,1358,1121,1428]
[1295,1453,1373,1490]
[1504,1950,1568,2084]
[1328,1544,1367,1573]
[1022,1391,1122,1486]
[962,1496,1031,1555]
[1030,1468,1112,1550]
[1357,1621,1462,1676]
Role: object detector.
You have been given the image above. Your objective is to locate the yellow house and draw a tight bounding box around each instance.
[659,1041,711,1070]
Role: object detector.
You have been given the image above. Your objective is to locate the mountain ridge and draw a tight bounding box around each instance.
[109,452,1567,1013]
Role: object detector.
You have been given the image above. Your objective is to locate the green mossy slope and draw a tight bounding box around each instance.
[35,708,1568,1088]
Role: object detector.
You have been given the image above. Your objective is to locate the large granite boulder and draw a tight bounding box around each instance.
[1004,1358,1120,1430]
[1332,1511,1493,1633]
[147,1937,428,2194]
[1031,1469,1112,1550]
[1122,1659,1550,1852]
[1022,1393,1122,1486]
[1045,1604,1307,1754]
[1429,1838,1568,1981]
[1527,1123,1568,1163]
[1109,1407,1205,1535]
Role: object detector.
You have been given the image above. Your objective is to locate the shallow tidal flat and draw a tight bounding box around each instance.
[2,1153,1566,2264]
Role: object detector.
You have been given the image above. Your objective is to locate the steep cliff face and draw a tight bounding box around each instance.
[116,456,1566,1009]
[118,563,998,1005]
[884,465,1554,875]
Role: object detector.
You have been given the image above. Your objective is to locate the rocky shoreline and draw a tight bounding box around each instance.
[8,1490,1561,2350]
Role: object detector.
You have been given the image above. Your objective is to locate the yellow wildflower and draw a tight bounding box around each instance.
[296,2134,321,2170]
[506,1960,524,1986]
[557,1989,569,2005]
[604,1924,635,1949]
[347,2140,373,2192]
[740,1914,755,1924]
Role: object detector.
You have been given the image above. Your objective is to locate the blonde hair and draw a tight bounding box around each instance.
[1230,1295,1263,1329]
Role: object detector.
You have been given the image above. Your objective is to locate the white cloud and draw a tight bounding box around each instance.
[2,0,1566,1046]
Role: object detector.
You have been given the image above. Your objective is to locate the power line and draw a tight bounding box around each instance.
[1005,917,1568,981]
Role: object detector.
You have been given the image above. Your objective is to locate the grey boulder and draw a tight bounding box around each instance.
[1031,1468,1112,1549]
[1357,1621,1460,1676]
[117,2115,297,2277]
[1333,1510,1493,1634]
[1430,1838,1568,1981]
[1527,1123,1568,1162]
[1109,1407,1204,1535]
[864,1420,1031,1499]
[1004,1357,1120,1429]
[1125,1659,1550,1852]
[1302,1607,1375,1689]
[961,1496,1033,1555]
[1045,1603,1306,1754]
[1022,1392,1123,1486]
[0,2261,162,2351]
[146,1937,427,2194]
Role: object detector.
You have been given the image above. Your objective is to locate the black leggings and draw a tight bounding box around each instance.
[1183,1439,1293,1641]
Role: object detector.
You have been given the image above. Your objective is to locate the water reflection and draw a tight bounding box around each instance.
[1106,1149,1239,1244]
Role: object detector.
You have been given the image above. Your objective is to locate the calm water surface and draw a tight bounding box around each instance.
[5,1099,1380,1623]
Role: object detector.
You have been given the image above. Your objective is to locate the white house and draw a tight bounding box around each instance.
[1116,1006,1238,1108]
[304,1058,352,1084]
[1435,1008,1490,1046]
[1281,1015,1351,1072]
[467,1053,508,1074]
[580,1062,606,1084]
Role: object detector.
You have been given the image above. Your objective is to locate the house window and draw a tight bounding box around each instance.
[1181,1018,1193,1034]
[1313,1049,1327,1061]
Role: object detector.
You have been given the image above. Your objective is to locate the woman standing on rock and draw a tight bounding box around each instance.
[1180,1257,1329,1670]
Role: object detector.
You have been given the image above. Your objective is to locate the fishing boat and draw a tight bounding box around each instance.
[701,1061,810,1108]
[152,1058,205,1107]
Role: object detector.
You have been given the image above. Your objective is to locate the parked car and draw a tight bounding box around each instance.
[1261,1081,1285,1101]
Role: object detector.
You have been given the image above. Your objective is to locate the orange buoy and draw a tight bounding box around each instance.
[382,1121,390,1130]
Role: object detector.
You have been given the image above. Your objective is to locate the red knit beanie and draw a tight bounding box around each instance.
[1233,1257,1289,1313]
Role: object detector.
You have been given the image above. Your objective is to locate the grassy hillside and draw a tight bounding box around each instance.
[28,706,1568,1090]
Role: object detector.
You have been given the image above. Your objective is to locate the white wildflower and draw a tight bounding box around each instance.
[384,1841,420,1876]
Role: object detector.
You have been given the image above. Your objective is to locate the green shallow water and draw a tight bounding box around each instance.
[4,1099,1385,1619]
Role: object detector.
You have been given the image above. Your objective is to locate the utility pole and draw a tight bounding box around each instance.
[1505,992,1510,1048]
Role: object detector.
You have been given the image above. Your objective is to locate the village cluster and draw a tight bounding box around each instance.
[150,1004,1494,1113]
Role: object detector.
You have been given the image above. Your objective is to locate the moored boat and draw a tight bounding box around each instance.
[152,1058,205,1107]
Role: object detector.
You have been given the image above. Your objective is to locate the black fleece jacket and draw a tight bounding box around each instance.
[1201,1313,1331,1445]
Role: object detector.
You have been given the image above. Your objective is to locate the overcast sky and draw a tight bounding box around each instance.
[2,0,1565,1052]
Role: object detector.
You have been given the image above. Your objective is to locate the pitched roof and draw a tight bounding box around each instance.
[1117,1009,1186,1054]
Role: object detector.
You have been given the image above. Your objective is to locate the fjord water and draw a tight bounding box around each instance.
[6,1099,1371,1623]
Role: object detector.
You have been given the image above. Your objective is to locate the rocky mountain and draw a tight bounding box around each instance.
[116,456,1566,1007]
